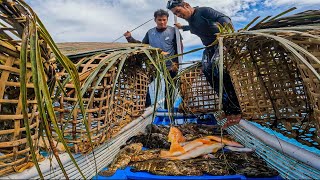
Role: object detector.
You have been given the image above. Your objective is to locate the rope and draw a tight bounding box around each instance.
[112,18,154,42]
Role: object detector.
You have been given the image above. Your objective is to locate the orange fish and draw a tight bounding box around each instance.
[205,135,243,147]
[167,126,186,154]
[161,138,213,158]
[168,126,186,143]
[167,143,224,160]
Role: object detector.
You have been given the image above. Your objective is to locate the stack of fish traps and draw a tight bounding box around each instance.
[0,1,53,175]
[54,49,152,153]
[179,64,219,114]
[222,10,320,149]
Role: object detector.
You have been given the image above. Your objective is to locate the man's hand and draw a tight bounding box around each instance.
[123,31,132,38]
[171,62,179,72]
[174,23,183,29]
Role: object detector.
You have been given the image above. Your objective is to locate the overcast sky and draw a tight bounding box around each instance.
[26,0,320,61]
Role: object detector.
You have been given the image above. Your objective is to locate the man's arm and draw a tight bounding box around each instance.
[201,8,232,28]
[124,31,149,44]
[126,36,141,43]
[181,25,190,31]
[174,23,190,31]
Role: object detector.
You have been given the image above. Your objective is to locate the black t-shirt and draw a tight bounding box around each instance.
[182,7,231,46]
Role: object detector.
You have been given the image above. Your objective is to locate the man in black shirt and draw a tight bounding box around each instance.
[167,0,241,128]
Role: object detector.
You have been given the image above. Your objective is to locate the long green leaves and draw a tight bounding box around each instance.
[15,0,86,178]
[20,19,44,179]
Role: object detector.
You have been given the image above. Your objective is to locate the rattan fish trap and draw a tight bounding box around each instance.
[222,10,320,148]
[110,57,149,138]
[55,48,153,153]
[0,53,43,176]
[54,53,117,153]
[0,1,53,175]
[113,69,149,118]
[179,64,219,114]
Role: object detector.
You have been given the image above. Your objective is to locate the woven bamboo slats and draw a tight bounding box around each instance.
[55,50,151,153]
[0,1,52,176]
[110,59,149,138]
[0,53,41,176]
[282,30,320,143]
[223,11,320,148]
[114,69,149,118]
[54,53,117,153]
[131,70,149,116]
[225,37,307,122]
[179,65,219,114]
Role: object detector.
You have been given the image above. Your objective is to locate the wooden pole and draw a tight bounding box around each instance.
[174,15,182,65]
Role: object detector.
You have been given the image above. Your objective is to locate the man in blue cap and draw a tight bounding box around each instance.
[167,0,241,128]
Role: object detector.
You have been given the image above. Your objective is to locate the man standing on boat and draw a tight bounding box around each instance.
[123,9,183,109]
[166,0,242,128]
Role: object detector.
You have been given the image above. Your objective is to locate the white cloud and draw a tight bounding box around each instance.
[264,0,320,7]
[27,0,257,45]
[26,0,318,61]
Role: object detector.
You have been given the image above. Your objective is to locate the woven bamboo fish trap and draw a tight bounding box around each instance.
[179,64,219,114]
[54,53,118,153]
[113,69,149,118]
[55,48,153,153]
[0,1,54,176]
[110,55,150,138]
[222,10,320,148]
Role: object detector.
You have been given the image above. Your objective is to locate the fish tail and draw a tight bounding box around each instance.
[227,142,244,148]
[212,143,224,153]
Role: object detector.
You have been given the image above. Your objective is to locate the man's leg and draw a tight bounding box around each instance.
[164,84,168,109]
[145,87,151,108]
[202,48,241,128]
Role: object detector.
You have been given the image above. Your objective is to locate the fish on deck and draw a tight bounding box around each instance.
[165,143,224,160]
[205,135,244,147]
[131,159,203,176]
[189,159,229,175]
[224,146,253,152]
[130,149,161,162]
[167,126,186,154]
[160,137,213,157]
[99,143,143,176]
[161,134,244,158]
[126,133,170,149]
